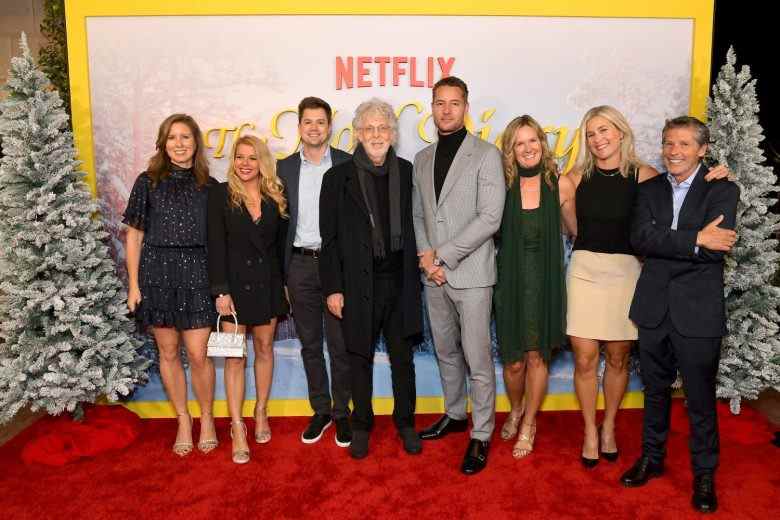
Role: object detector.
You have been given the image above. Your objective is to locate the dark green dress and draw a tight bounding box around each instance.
[494,169,566,364]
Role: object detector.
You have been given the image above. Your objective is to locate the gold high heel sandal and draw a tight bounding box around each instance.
[254,404,271,444]
[172,412,193,457]
[500,411,523,441]
[512,422,536,459]
[197,411,219,454]
[230,420,250,464]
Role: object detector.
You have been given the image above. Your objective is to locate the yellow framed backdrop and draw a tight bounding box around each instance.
[66,0,714,417]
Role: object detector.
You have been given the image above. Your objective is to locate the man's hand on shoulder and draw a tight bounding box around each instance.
[696,215,737,252]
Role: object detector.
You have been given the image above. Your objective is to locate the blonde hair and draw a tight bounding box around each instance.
[226,135,288,217]
[573,105,644,179]
[500,115,558,189]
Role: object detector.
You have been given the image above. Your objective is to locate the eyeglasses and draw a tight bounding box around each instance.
[359,125,392,136]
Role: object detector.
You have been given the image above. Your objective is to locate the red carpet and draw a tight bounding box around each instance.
[1,401,777,519]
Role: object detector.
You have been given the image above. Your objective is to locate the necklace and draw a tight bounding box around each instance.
[596,167,620,177]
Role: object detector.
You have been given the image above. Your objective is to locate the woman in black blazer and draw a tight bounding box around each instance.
[207,135,288,464]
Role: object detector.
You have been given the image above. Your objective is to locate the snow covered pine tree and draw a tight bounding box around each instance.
[707,47,780,413]
[0,34,149,423]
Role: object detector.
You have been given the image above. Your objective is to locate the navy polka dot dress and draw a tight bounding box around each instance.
[123,167,218,330]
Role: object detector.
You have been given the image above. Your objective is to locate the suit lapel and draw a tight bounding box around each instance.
[237,202,266,253]
[657,174,675,227]
[437,133,474,209]
[421,146,436,212]
[677,164,707,227]
[286,153,302,229]
[345,166,370,217]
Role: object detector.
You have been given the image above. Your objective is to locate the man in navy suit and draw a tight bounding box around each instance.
[278,97,352,447]
[621,116,739,514]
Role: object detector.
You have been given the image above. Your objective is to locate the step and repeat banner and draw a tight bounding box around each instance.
[65,1,714,416]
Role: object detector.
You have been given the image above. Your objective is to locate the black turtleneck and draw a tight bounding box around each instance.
[434,126,467,201]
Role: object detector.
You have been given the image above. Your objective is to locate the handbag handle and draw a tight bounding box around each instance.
[215,312,240,337]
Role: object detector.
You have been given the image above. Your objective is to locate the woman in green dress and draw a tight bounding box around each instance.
[494,115,576,459]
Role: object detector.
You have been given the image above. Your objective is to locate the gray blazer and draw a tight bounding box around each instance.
[277,146,352,278]
[412,132,505,289]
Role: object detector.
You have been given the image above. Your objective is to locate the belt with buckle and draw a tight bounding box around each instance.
[292,247,320,258]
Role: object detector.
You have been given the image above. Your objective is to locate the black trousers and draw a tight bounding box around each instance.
[639,313,722,476]
[350,275,416,432]
[287,253,351,419]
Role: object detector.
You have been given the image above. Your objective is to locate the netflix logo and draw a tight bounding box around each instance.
[335,56,456,90]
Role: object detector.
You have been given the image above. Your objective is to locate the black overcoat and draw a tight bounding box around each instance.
[319,157,422,355]
[207,182,289,325]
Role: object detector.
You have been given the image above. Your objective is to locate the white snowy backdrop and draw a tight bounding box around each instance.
[84,15,695,404]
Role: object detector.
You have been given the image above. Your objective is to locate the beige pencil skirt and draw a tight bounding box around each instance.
[566,250,641,341]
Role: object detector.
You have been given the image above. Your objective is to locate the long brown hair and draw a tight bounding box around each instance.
[226,135,288,217]
[501,115,558,189]
[146,113,210,188]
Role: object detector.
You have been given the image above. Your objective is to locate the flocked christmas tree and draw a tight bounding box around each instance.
[0,34,149,423]
[707,47,780,413]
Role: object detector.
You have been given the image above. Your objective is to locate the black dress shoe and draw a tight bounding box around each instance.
[350,430,369,459]
[692,473,718,513]
[620,455,664,487]
[419,414,468,440]
[399,427,422,455]
[461,439,489,475]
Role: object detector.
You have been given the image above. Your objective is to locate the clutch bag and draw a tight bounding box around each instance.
[207,313,247,358]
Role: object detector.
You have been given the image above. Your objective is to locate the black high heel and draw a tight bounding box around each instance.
[581,454,600,468]
[581,428,599,468]
[601,450,619,462]
[599,425,619,462]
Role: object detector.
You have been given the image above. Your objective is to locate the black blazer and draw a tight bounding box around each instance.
[277,146,352,278]
[319,157,423,355]
[628,166,739,337]
[207,183,289,325]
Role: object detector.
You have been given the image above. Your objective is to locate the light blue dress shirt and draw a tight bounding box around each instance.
[667,163,702,252]
[293,147,332,249]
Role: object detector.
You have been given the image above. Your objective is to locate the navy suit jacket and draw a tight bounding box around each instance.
[277,146,351,278]
[628,166,739,337]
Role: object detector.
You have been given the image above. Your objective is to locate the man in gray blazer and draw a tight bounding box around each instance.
[277,97,352,447]
[413,77,506,474]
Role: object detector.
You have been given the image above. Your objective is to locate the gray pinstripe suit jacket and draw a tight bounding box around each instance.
[412,132,506,289]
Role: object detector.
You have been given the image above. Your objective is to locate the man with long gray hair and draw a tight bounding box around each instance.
[320,98,423,459]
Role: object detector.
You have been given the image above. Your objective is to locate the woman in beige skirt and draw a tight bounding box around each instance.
[567,106,728,467]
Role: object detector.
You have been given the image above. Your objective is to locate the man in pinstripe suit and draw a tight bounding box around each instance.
[412,76,506,475]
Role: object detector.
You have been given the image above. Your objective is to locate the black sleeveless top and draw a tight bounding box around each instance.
[572,167,638,254]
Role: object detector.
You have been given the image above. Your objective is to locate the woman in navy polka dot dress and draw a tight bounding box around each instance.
[124,114,219,457]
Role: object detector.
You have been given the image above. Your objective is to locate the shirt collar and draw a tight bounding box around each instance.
[300,145,331,166]
[667,163,702,188]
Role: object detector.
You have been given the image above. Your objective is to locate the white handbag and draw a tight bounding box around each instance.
[206,313,247,358]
